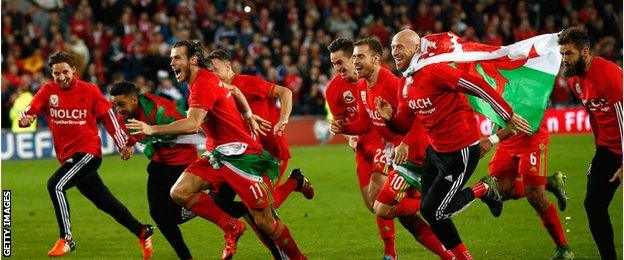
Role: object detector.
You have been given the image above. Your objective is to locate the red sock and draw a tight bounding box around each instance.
[273,178,298,208]
[375,217,396,256]
[413,215,452,258]
[450,243,472,260]
[186,192,236,231]
[469,182,488,198]
[271,221,305,259]
[512,179,526,199]
[539,203,568,247]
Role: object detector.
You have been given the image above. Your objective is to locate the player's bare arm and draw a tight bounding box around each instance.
[478,127,515,158]
[272,85,293,135]
[126,107,207,135]
[393,142,409,165]
[18,114,36,127]
[609,166,623,184]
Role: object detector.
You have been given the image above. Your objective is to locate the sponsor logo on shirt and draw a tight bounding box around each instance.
[360,91,367,104]
[408,98,433,109]
[343,91,355,104]
[49,95,59,107]
[582,98,609,112]
[49,108,88,119]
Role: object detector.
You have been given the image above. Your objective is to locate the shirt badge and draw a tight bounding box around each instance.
[343,91,355,104]
[49,94,59,107]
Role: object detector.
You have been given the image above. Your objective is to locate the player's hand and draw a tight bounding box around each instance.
[245,115,266,137]
[250,114,271,136]
[479,138,493,158]
[506,114,532,135]
[18,115,36,127]
[375,97,393,121]
[120,146,134,160]
[393,142,409,165]
[126,119,155,135]
[330,119,343,134]
[273,119,288,136]
[609,166,622,184]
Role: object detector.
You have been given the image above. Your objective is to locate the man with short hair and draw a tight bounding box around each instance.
[559,26,623,260]
[110,81,199,259]
[329,37,453,259]
[126,40,306,260]
[19,51,154,258]
[376,29,531,259]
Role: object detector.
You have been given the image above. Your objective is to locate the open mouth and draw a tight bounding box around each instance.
[173,68,182,77]
[355,66,363,74]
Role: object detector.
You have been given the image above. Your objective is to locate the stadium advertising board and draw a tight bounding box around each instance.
[1,108,591,161]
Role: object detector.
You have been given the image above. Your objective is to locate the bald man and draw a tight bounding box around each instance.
[377,29,532,259]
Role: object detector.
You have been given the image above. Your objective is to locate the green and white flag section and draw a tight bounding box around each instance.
[403,32,562,132]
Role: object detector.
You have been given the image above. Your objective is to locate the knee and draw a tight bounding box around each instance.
[372,202,393,219]
[170,185,190,206]
[525,186,549,211]
[47,177,60,192]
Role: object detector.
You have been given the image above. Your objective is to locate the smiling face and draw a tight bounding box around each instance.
[352,45,378,79]
[391,30,420,72]
[330,50,358,83]
[111,94,138,120]
[50,62,76,89]
[170,46,192,83]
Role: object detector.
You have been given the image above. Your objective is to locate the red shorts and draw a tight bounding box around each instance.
[377,169,421,206]
[261,134,291,161]
[355,140,388,188]
[489,143,548,186]
[185,158,273,209]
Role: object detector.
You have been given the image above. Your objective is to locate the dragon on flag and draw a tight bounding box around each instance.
[403,32,563,133]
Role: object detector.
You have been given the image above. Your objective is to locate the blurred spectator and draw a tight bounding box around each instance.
[1,0,622,130]
[9,75,36,132]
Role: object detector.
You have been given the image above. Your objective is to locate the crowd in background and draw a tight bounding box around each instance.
[2,0,622,130]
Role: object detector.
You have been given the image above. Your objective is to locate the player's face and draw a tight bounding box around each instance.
[50,62,75,89]
[352,45,379,79]
[559,43,588,77]
[209,58,230,81]
[330,50,358,83]
[391,37,419,72]
[170,46,191,82]
[111,94,138,120]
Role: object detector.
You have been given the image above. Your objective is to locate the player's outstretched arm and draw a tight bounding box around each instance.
[272,85,293,135]
[126,108,207,135]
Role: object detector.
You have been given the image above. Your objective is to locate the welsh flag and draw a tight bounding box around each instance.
[403,32,562,132]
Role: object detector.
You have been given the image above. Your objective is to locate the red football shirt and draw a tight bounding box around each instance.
[132,93,198,165]
[188,69,261,155]
[401,62,513,153]
[568,56,623,155]
[22,79,130,163]
[325,74,384,154]
[231,74,274,122]
[341,67,429,164]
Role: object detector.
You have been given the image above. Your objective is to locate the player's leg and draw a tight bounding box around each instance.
[46,153,101,256]
[223,166,305,259]
[146,161,192,259]
[272,166,315,208]
[213,185,285,260]
[419,146,474,259]
[517,144,572,259]
[584,148,621,260]
[356,151,397,259]
[487,147,519,201]
[75,167,153,259]
[374,170,453,259]
[169,158,247,259]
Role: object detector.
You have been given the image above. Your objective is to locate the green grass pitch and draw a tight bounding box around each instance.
[1,134,621,259]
